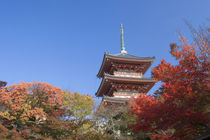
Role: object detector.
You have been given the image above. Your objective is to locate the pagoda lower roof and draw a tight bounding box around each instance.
[96,96,130,116]
[95,73,156,97]
[97,53,155,78]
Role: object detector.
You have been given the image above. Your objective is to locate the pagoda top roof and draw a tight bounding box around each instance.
[95,74,156,97]
[106,53,155,60]
[97,53,155,78]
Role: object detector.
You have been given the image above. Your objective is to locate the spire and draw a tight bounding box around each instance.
[120,24,127,54]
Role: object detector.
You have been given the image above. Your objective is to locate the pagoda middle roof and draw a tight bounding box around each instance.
[95,73,156,97]
[97,53,155,78]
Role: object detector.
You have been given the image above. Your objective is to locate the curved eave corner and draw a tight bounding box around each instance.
[97,53,108,78]
[95,74,107,97]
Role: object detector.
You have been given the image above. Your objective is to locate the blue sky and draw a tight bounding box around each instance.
[0,0,209,101]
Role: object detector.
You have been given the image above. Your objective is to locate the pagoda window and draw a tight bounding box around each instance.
[114,70,142,78]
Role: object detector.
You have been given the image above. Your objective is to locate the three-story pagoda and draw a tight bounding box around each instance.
[96,25,156,114]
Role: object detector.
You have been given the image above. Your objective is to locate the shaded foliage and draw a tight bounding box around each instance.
[0,81,7,89]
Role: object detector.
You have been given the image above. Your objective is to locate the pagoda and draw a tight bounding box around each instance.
[96,25,156,114]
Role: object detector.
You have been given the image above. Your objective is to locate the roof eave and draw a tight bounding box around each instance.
[96,74,156,97]
[104,74,157,83]
[95,75,107,97]
[97,53,108,78]
[106,54,155,61]
[97,55,155,78]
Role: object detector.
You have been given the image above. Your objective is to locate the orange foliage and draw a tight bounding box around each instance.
[0,82,96,139]
[0,82,64,123]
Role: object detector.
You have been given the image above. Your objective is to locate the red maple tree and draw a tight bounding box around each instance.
[130,30,210,139]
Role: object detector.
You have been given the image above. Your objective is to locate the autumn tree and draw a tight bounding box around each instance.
[0,82,64,123]
[63,91,94,120]
[0,82,98,139]
[130,27,210,139]
[62,91,95,136]
[0,82,66,139]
